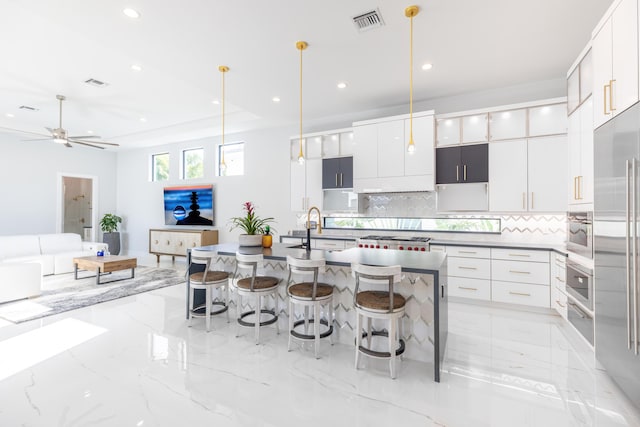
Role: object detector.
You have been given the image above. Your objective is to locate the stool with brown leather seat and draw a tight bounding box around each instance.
[286,255,334,358]
[232,252,281,344]
[352,263,405,379]
[187,249,230,332]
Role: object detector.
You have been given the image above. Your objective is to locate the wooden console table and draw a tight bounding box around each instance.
[149,229,218,262]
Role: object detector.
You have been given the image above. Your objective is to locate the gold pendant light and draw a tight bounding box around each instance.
[405,5,419,155]
[219,65,229,173]
[296,41,308,164]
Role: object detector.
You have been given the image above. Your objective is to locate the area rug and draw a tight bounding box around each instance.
[0,266,185,324]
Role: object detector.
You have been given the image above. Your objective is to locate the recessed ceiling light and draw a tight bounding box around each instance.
[139,117,147,123]
[421,63,433,71]
[87,130,94,134]
[5,113,14,118]
[272,96,281,103]
[130,64,142,72]
[123,8,140,19]
[212,100,220,105]
[337,82,348,89]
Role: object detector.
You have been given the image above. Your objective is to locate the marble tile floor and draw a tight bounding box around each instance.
[0,257,639,426]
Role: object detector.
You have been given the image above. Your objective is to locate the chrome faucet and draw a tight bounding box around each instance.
[306,206,322,251]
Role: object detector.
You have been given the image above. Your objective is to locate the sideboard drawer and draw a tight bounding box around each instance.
[449,257,491,280]
[491,259,550,285]
[448,276,491,301]
[447,246,491,259]
[491,248,550,263]
[492,280,550,308]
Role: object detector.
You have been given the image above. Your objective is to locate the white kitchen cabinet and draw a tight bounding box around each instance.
[445,245,491,302]
[528,136,568,212]
[580,49,593,102]
[436,117,460,146]
[489,136,567,212]
[551,254,568,319]
[568,98,594,206]
[377,120,405,178]
[489,139,528,212]
[592,0,639,128]
[462,114,489,143]
[489,108,527,141]
[568,67,580,114]
[290,158,322,212]
[490,248,551,309]
[492,281,551,308]
[405,115,435,177]
[353,123,378,180]
[353,111,435,192]
[529,104,567,136]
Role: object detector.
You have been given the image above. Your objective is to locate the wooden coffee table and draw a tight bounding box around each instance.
[73,255,137,285]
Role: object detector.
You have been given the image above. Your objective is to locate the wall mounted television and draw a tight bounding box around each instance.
[163,185,214,226]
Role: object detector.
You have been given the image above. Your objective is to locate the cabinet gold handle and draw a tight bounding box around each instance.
[335,174,338,187]
[574,176,577,200]
[458,250,477,254]
[463,164,467,181]
[522,192,526,209]
[556,300,566,308]
[531,192,535,210]
[508,253,530,257]
[459,266,478,270]
[604,83,610,115]
[459,286,478,291]
[509,291,531,296]
[610,79,616,111]
[456,165,459,182]
[578,175,583,200]
[509,270,531,274]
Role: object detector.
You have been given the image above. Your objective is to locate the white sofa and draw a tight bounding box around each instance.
[0,233,108,303]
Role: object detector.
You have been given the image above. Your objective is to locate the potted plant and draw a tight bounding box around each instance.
[229,202,275,247]
[100,213,122,255]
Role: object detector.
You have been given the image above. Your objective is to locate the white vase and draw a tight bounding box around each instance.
[238,234,263,247]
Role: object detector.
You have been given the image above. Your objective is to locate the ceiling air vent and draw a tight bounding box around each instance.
[84,78,109,87]
[19,105,38,111]
[352,9,384,32]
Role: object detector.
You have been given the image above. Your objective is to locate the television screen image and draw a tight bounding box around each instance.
[163,185,214,226]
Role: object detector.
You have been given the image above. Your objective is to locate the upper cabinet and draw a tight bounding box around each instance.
[592,0,639,128]
[436,144,488,184]
[568,48,593,115]
[352,111,435,193]
[322,157,353,189]
[489,109,527,141]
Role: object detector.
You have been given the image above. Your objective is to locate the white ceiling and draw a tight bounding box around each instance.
[0,0,612,150]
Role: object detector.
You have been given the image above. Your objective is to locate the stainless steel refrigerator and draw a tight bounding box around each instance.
[594,101,640,408]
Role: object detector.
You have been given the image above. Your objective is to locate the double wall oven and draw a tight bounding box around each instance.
[565,211,594,345]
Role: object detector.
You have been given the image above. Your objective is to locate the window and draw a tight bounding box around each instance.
[218,142,244,176]
[152,153,170,181]
[182,148,204,179]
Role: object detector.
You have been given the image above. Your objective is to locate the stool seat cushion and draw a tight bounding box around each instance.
[190,270,229,283]
[288,283,333,299]
[356,291,406,311]
[237,276,279,290]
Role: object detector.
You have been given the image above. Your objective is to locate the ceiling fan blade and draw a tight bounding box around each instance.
[68,140,104,149]
[68,138,119,147]
[0,126,51,138]
[68,135,100,139]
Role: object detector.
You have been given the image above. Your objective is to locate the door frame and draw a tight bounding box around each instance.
[56,173,99,242]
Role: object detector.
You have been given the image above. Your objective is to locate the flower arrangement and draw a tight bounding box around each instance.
[229,201,275,235]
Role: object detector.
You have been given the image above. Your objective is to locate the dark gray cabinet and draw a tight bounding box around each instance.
[436,144,488,184]
[322,157,353,189]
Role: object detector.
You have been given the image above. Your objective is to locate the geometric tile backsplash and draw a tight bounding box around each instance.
[323,191,567,244]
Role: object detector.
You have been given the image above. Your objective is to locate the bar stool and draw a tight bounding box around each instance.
[187,249,230,332]
[352,263,405,379]
[232,252,280,344]
[286,255,334,358]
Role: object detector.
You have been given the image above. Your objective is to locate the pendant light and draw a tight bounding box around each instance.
[296,41,308,165]
[219,65,229,173]
[405,5,419,155]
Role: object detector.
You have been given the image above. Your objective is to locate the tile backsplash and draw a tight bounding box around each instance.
[295,191,566,245]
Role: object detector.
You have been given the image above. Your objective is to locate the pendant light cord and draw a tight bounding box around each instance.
[409,12,414,143]
[219,66,229,170]
[299,43,304,160]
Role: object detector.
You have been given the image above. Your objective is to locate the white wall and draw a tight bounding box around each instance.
[0,133,117,237]
[116,126,294,256]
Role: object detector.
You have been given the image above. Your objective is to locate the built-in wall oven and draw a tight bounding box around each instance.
[567,211,593,259]
[566,259,594,345]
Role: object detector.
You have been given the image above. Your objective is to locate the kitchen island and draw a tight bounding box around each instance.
[187,242,448,382]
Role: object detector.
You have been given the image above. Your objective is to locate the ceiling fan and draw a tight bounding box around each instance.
[1,95,119,149]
